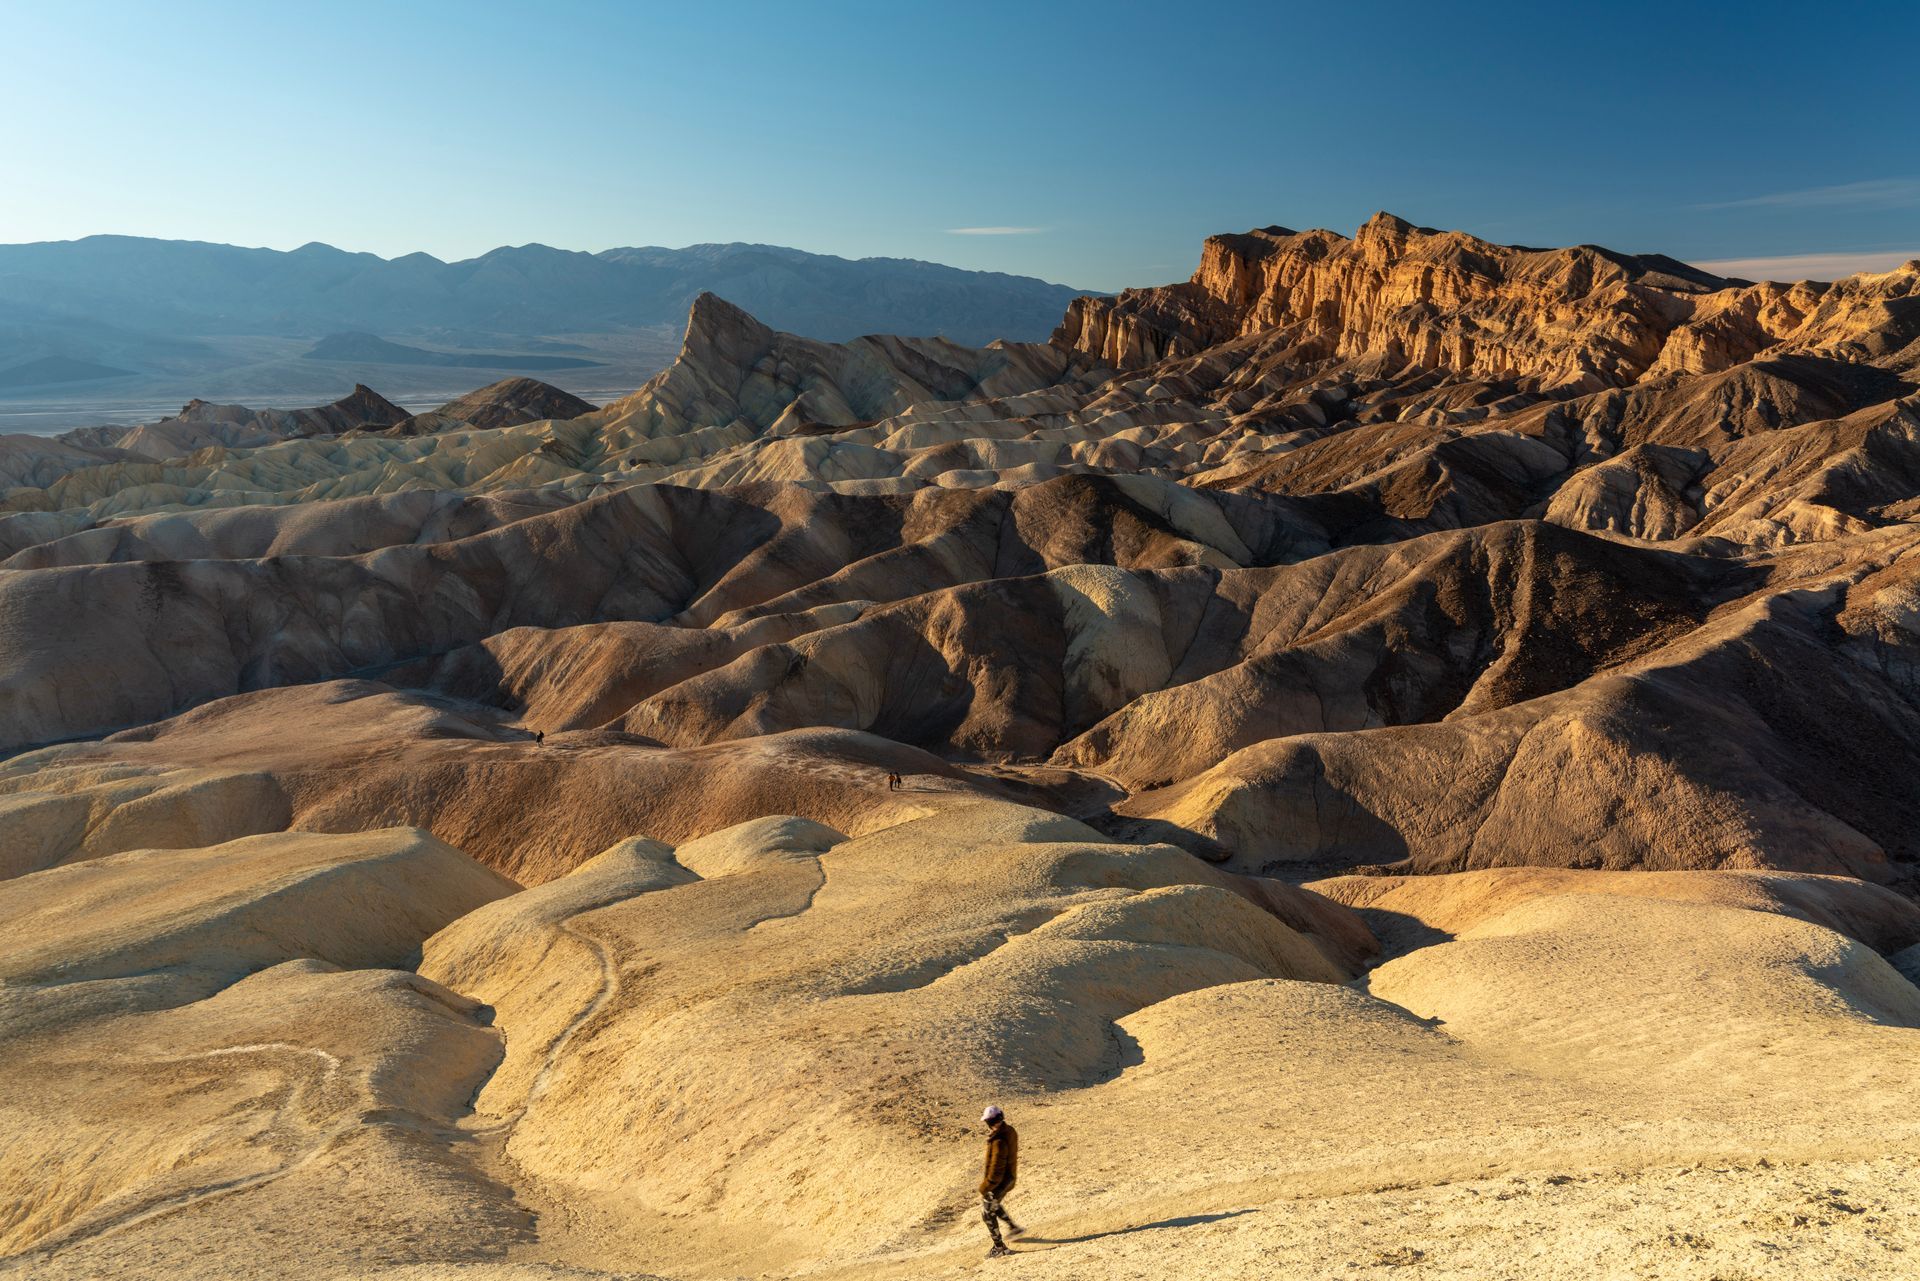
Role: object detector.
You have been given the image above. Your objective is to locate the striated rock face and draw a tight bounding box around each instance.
[1055,213,1920,392]
[1055,215,1712,387]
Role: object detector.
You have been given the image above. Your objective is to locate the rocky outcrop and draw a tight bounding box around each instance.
[392,377,599,434]
[591,292,1097,444]
[114,384,409,459]
[1054,214,1722,389]
[1649,260,1920,377]
[0,385,416,504]
[1055,214,1920,394]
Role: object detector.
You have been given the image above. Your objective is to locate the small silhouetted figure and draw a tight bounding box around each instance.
[533,731,545,744]
[887,771,901,791]
[978,1105,1021,1256]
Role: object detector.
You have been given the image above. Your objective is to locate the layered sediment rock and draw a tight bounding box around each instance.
[8,214,1920,1279]
[1055,213,1920,392]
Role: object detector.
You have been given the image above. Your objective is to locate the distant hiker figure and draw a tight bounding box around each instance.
[533,730,545,744]
[887,771,901,791]
[978,1104,1022,1256]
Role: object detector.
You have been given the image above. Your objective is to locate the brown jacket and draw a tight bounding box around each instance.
[980,1122,1018,1196]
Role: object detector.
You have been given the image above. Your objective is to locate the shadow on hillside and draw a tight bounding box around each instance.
[1348,906,1454,961]
[1017,1207,1257,1246]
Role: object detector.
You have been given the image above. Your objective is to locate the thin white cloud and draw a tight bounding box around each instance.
[1690,249,1920,282]
[1697,178,1920,211]
[944,226,1048,236]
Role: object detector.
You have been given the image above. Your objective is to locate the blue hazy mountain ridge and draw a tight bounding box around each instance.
[0,355,138,390]
[0,237,1090,370]
[303,332,603,372]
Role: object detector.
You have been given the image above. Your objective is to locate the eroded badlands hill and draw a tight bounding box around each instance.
[5,215,1920,1279]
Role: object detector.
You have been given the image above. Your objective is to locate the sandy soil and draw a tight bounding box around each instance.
[7,806,1920,1281]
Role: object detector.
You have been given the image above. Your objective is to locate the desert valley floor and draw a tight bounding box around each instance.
[4,215,1920,1279]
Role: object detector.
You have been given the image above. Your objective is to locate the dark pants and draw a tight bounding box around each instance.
[982,1189,1018,1246]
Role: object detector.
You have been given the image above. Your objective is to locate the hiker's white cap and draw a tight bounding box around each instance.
[981,1105,1003,1122]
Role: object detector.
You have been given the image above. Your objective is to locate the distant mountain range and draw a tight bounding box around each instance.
[0,236,1092,406]
[0,354,137,390]
[304,332,604,372]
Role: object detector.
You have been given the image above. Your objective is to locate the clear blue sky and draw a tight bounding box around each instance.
[3,0,1915,289]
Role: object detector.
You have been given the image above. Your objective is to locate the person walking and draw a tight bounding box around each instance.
[978,1105,1022,1256]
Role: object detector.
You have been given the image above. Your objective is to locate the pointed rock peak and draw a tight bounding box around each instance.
[674,292,781,375]
[685,291,771,338]
[471,376,550,395]
[171,397,250,423]
[1358,212,1432,244]
[430,378,598,430]
[329,384,409,424]
[1348,212,1425,268]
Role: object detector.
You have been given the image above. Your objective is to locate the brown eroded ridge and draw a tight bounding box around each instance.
[4,215,1920,1279]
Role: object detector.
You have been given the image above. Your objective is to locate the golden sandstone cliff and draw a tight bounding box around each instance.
[3,216,1920,1280]
[1054,212,1918,389]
